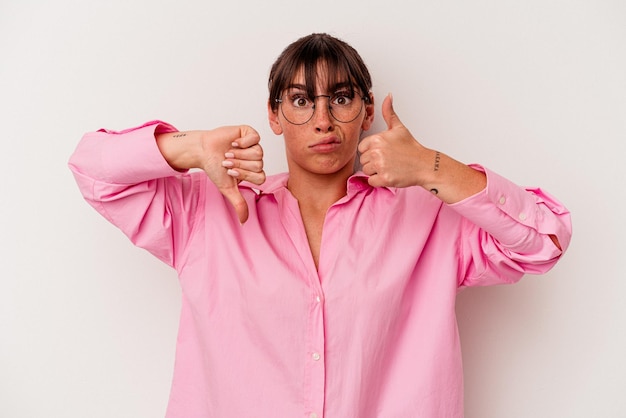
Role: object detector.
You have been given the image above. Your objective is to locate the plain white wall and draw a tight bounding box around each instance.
[1,0,624,416]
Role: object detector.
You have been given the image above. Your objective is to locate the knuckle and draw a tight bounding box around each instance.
[250,172,266,185]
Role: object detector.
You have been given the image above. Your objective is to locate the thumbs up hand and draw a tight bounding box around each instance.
[358,93,487,202]
[358,93,437,189]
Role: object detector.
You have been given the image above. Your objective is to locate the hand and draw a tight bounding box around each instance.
[358,93,434,188]
[200,125,265,224]
[359,94,487,202]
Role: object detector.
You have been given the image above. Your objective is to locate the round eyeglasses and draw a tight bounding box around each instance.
[275,90,366,125]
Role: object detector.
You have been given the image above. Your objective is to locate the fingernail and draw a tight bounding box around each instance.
[227,169,239,177]
[224,152,235,158]
[231,142,240,148]
[222,160,234,168]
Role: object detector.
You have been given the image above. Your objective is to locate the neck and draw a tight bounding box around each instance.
[287,165,354,210]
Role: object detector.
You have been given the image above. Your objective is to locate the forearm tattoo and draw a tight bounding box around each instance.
[173,133,187,138]
[430,151,441,195]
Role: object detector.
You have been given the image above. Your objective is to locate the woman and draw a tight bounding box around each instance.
[69,33,571,418]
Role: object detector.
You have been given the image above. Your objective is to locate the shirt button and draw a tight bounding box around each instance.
[498,196,506,205]
[312,352,321,361]
[519,213,527,221]
[310,413,319,418]
[316,295,321,303]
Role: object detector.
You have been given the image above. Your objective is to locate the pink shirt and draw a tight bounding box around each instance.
[68,121,571,418]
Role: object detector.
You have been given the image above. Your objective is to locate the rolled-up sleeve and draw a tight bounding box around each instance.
[68,120,201,268]
[450,165,572,287]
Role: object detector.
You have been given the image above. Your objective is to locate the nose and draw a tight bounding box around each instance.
[312,95,333,132]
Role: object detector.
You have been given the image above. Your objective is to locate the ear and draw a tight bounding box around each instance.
[268,101,283,135]
[361,92,375,131]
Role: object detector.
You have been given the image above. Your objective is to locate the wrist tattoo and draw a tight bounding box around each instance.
[434,151,441,171]
[173,133,187,138]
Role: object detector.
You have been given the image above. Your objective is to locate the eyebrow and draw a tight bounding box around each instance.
[285,83,307,92]
[284,82,354,94]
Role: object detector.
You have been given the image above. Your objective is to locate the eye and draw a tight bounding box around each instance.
[332,91,354,106]
[289,93,312,109]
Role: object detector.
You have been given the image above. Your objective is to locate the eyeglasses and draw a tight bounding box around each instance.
[275,90,366,125]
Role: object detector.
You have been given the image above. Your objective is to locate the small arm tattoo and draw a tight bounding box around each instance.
[173,133,187,138]
[430,152,441,195]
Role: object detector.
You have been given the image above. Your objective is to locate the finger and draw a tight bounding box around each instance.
[226,144,264,161]
[360,151,378,176]
[227,167,266,186]
[239,124,260,139]
[358,149,370,167]
[222,158,264,173]
[222,144,265,184]
[359,148,374,172]
[220,185,249,224]
[231,129,261,148]
[358,136,371,154]
[367,174,386,188]
[358,133,380,154]
[367,174,379,187]
[361,163,376,177]
[382,93,403,131]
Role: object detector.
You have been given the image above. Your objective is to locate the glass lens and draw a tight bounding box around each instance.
[279,92,364,125]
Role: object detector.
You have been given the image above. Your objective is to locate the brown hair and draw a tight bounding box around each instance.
[268,33,372,112]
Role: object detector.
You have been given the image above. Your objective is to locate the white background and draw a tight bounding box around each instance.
[1,0,624,417]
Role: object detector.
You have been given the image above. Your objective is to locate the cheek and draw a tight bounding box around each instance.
[345,124,364,145]
[280,125,300,143]
[282,129,304,154]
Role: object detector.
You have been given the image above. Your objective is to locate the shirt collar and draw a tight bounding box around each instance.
[240,171,396,197]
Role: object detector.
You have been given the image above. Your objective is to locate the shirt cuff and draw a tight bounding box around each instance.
[99,120,183,184]
[448,165,558,253]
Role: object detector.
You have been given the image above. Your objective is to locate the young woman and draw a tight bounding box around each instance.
[69,33,571,418]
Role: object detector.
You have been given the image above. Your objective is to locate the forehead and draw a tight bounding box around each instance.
[287,63,352,92]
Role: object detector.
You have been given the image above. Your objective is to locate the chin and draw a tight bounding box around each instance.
[312,158,355,175]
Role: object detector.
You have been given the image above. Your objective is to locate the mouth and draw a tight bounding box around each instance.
[309,136,341,152]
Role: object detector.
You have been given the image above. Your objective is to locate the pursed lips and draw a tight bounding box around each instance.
[309,136,341,149]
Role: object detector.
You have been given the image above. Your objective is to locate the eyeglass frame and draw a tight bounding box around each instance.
[274,91,369,126]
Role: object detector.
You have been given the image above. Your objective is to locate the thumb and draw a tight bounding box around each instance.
[220,185,249,224]
[382,93,403,131]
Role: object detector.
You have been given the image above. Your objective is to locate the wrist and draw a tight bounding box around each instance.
[421,152,487,204]
[156,130,205,171]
